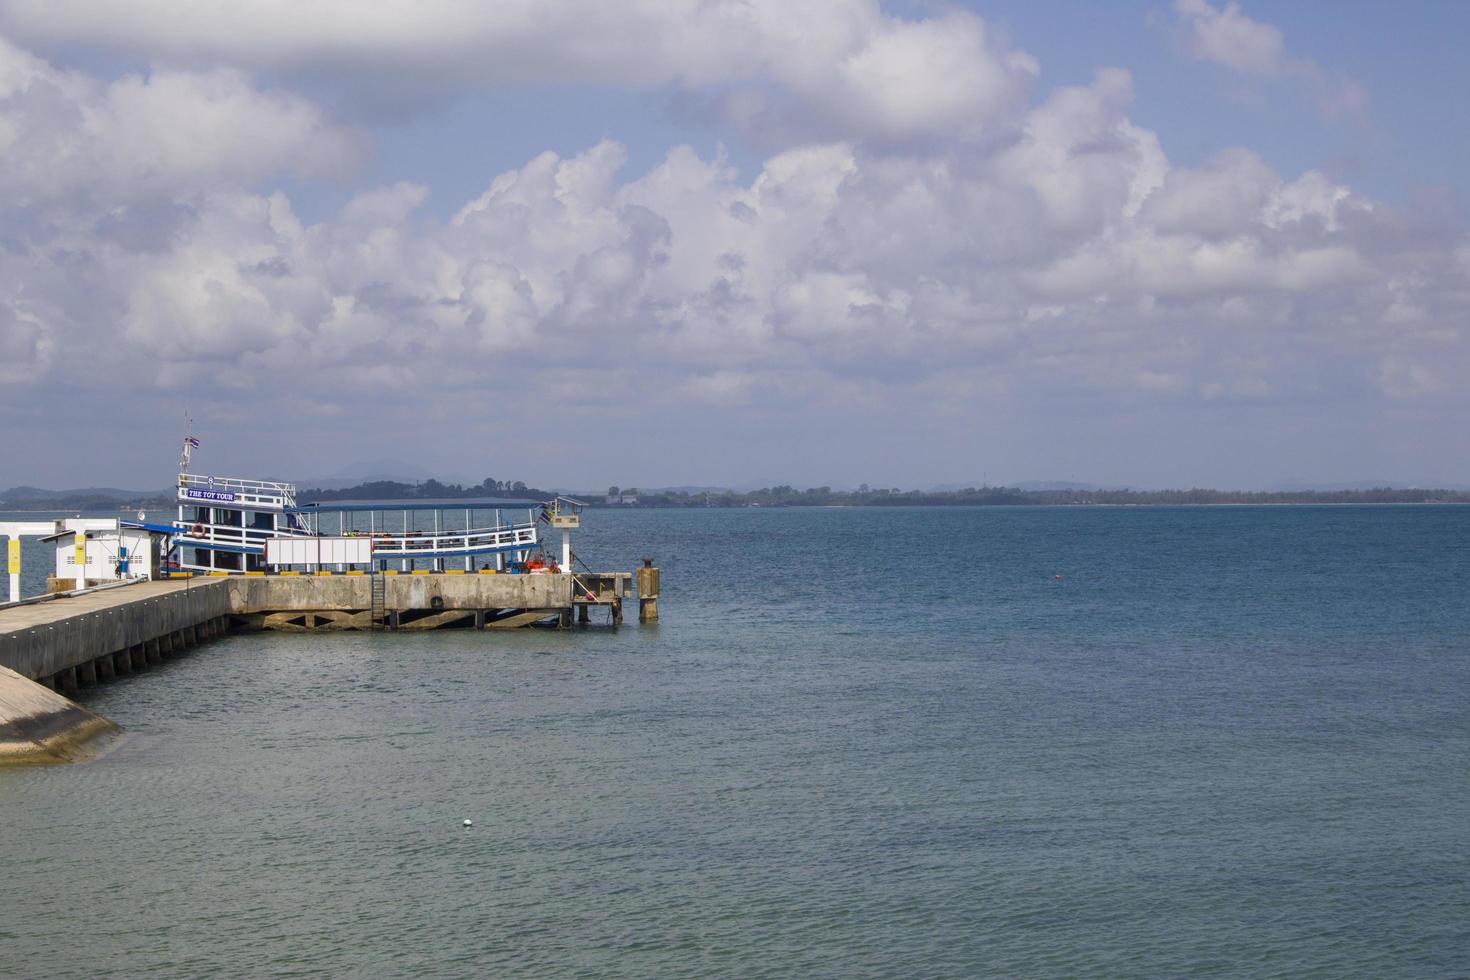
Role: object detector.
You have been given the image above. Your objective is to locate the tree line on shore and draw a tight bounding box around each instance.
[612,485,1470,507]
[5,480,1468,512]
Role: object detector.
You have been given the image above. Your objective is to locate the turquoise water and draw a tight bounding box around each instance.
[3,506,1468,977]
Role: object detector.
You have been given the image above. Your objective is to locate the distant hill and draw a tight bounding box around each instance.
[2,485,155,502]
[1,485,172,510]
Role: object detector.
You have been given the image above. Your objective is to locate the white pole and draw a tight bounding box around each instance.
[561,528,570,572]
[7,536,18,603]
[74,532,87,590]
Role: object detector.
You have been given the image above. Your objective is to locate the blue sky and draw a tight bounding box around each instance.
[1,1,1467,490]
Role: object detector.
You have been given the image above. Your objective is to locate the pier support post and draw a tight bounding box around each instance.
[636,559,659,624]
[474,610,485,630]
[577,604,589,624]
[114,650,132,675]
[57,666,78,695]
[96,655,115,682]
[77,659,97,686]
[146,640,163,666]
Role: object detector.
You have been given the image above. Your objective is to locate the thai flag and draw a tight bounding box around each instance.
[185,436,200,448]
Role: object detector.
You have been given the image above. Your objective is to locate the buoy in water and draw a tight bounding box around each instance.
[463,819,473,827]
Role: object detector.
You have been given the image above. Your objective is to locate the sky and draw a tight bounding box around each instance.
[1,0,1468,491]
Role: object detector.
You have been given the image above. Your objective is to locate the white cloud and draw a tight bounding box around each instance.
[0,29,1465,451]
[0,1,1035,143]
[1172,0,1366,119]
[0,33,360,207]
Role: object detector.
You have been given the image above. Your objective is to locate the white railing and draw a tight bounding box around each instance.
[173,519,316,547]
[363,522,539,557]
[370,524,539,557]
[179,473,297,509]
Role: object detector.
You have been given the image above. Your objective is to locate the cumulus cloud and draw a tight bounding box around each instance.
[0,0,1036,143]
[1172,0,1366,119]
[0,33,360,207]
[0,24,1464,469]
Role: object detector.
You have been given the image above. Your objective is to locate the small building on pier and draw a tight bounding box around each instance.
[43,520,171,591]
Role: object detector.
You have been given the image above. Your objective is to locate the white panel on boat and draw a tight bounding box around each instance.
[266,537,372,566]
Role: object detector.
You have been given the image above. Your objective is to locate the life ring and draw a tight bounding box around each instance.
[190,523,205,536]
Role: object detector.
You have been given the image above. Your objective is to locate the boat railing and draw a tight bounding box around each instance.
[364,522,540,557]
[173,520,317,546]
[179,473,297,508]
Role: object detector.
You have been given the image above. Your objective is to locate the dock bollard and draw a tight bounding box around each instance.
[636,558,659,623]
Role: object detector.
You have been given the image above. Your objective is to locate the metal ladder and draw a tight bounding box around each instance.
[370,570,387,629]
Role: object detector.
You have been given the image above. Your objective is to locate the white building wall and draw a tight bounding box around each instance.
[53,528,159,580]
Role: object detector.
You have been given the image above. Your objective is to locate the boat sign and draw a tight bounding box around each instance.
[185,489,238,502]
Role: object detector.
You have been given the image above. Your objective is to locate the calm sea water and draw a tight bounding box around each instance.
[3,505,1468,977]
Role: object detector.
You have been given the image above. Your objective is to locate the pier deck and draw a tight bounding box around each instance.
[0,579,202,633]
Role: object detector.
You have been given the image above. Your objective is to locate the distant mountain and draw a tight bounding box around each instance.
[331,459,437,481]
[1,485,167,505]
[290,459,460,491]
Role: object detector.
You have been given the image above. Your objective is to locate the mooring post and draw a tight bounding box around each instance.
[636,558,659,623]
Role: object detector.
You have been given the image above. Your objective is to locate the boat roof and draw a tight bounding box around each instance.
[290,497,545,513]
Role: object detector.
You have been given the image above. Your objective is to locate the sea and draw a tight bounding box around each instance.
[2,505,1467,978]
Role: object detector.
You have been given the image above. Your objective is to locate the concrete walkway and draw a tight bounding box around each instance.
[0,579,201,635]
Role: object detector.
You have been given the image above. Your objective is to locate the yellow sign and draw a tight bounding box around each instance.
[7,539,18,575]
[75,535,86,569]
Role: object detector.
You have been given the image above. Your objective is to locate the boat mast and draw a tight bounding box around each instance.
[179,415,196,483]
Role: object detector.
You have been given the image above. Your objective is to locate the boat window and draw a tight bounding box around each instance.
[215,508,242,527]
[251,512,274,529]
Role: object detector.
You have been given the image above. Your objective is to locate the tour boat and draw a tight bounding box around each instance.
[167,437,543,574]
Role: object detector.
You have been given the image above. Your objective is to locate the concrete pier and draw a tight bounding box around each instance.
[0,565,660,763]
[0,579,232,684]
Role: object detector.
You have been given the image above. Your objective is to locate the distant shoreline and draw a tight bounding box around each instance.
[6,486,1469,513]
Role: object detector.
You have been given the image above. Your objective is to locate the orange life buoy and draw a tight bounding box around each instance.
[190,523,205,536]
